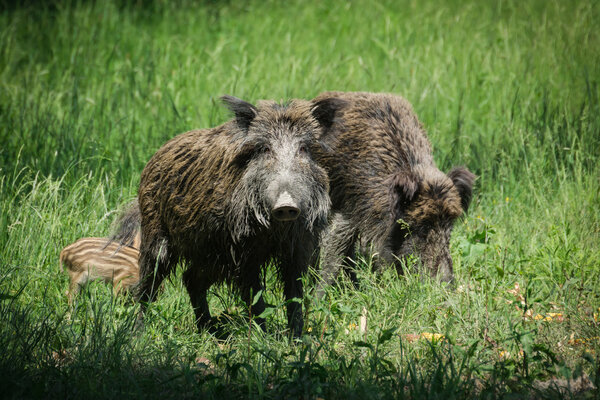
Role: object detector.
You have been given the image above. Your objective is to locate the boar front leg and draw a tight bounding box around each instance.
[316,213,358,297]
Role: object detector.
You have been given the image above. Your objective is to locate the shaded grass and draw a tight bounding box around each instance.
[1,0,599,398]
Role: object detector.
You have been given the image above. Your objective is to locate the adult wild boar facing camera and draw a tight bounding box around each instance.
[123,95,345,337]
[313,91,475,289]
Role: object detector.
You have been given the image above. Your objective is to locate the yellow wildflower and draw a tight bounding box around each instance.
[420,332,445,341]
[531,312,563,322]
[546,312,564,321]
[568,336,600,346]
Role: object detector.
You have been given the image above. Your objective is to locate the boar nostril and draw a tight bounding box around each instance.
[273,206,301,221]
[272,190,300,221]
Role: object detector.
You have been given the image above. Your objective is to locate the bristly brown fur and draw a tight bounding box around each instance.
[123,95,342,337]
[312,91,475,286]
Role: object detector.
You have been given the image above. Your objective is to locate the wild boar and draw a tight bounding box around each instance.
[115,95,344,336]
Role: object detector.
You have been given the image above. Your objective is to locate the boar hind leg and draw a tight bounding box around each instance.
[317,213,358,297]
[135,236,174,329]
[283,272,304,338]
[238,270,267,332]
[282,238,318,338]
[182,267,214,333]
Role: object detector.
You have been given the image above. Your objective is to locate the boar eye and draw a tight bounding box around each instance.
[298,145,308,154]
[260,146,271,154]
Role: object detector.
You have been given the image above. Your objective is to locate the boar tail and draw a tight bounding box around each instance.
[109,199,141,250]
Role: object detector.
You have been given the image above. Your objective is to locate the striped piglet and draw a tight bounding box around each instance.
[59,236,140,304]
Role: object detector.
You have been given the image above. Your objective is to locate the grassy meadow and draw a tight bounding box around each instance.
[1,0,599,398]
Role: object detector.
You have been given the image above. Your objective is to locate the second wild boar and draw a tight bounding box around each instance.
[312,91,475,288]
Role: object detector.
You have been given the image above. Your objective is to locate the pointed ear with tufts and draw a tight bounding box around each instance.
[311,97,348,130]
[221,95,258,131]
[447,166,476,212]
[390,172,419,216]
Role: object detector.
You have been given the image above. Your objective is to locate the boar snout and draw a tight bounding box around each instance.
[272,191,300,221]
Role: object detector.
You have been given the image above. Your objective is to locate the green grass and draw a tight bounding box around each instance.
[1,0,599,398]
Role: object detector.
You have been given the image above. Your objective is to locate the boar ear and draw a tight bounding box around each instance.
[311,97,347,130]
[447,166,476,212]
[390,172,419,215]
[221,95,258,130]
